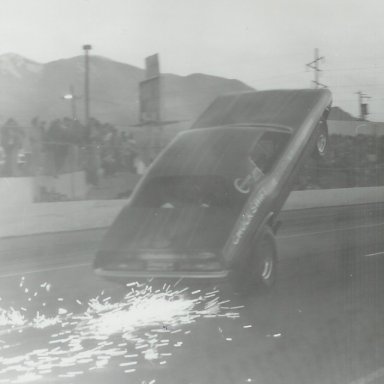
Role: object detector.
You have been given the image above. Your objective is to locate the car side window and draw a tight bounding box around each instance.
[249,141,273,172]
[249,132,291,173]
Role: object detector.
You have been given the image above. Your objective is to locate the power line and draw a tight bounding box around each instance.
[323,66,384,72]
[330,84,384,88]
[252,70,307,83]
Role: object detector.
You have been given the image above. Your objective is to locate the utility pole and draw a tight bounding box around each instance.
[306,48,327,88]
[356,91,370,120]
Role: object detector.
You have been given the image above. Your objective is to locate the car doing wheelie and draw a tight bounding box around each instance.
[94,89,332,293]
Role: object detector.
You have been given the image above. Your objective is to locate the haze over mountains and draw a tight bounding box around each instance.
[0,53,356,130]
[0,53,253,129]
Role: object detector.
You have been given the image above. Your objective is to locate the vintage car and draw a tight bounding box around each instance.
[94,89,332,292]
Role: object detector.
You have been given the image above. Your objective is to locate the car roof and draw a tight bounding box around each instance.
[191,89,332,132]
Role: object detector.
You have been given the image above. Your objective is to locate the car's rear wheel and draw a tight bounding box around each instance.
[232,227,277,295]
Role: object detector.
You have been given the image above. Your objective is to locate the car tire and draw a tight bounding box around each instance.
[313,125,328,159]
[232,226,277,295]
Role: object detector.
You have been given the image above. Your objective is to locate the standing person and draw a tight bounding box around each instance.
[101,127,116,176]
[29,117,45,176]
[120,131,133,170]
[45,119,68,176]
[126,132,139,173]
[134,154,147,175]
[0,118,24,176]
[110,128,121,172]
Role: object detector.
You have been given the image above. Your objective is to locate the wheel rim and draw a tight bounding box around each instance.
[252,239,274,284]
[261,254,273,281]
[260,246,274,281]
[317,134,327,154]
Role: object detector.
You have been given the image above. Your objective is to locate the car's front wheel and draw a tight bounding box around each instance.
[313,124,328,159]
[231,227,277,295]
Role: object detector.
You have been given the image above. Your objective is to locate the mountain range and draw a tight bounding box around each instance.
[0,53,252,131]
[0,53,357,132]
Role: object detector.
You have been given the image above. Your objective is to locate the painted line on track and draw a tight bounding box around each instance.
[0,262,90,279]
[348,367,384,384]
[364,251,384,258]
[278,221,384,239]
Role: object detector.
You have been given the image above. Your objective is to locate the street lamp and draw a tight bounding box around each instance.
[62,85,79,121]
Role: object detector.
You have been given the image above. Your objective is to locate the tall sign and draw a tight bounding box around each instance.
[145,54,160,79]
[139,54,163,162]
[139,54,161,124]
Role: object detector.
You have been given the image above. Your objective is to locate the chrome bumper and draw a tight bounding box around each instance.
[94,267,229,279]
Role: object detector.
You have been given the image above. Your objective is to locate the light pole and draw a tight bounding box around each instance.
[82,44,100,185]
[83,44,92,134]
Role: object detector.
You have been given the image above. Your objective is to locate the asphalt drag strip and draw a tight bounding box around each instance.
[0,229,384,383]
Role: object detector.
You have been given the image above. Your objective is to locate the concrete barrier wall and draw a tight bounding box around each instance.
[0,171,88,212]
[0,177,34,212]
[1,185,383,238]
[328,120,384,136]
[284,186,384,210]
[0,200,125,238]
[35,171,88,200]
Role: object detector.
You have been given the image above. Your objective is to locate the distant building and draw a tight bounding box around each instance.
[328,106,384,136]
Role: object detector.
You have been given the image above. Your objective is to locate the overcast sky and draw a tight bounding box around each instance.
[1,0,384,119]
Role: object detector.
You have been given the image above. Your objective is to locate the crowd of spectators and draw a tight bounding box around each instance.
[90,118,140,176]
[0,117,141,179]
[295,134,384,190]
[0,116,87,177]
[1,118,384,192]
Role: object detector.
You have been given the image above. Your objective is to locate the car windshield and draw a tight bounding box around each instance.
[132,174,244,208]
[131,128,291,207]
